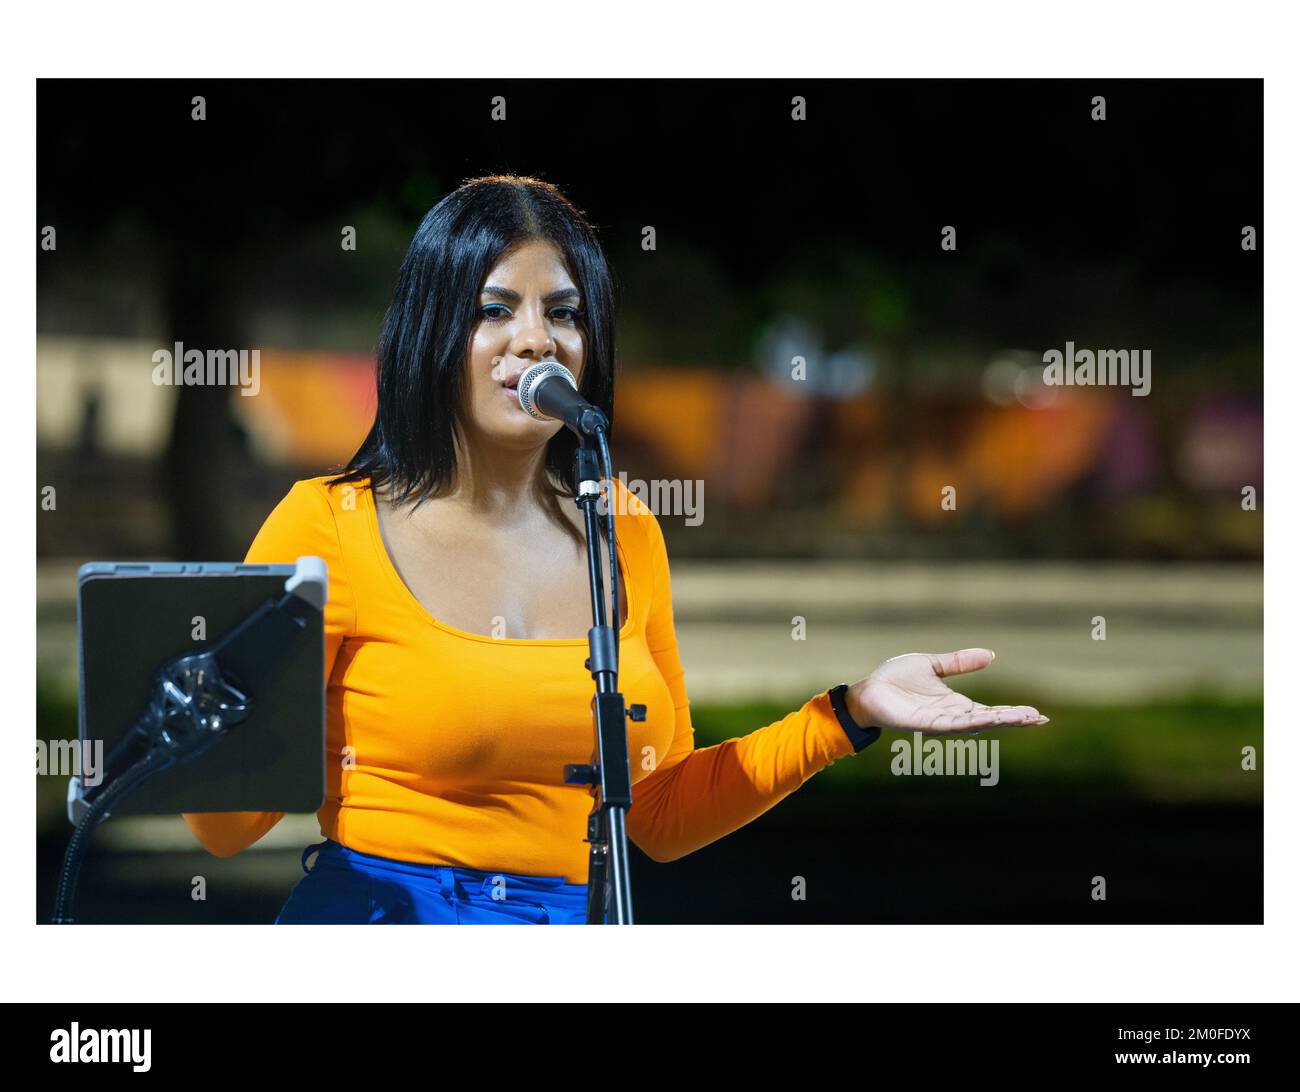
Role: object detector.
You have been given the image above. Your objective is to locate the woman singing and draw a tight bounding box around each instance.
[182,175,1048,924]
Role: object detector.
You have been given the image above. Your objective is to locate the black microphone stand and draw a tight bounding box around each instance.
[562,429,644,924]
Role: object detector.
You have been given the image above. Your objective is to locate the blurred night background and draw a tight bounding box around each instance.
[37,79,1262,923]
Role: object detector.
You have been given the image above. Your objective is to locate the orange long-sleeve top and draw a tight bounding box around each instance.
[182,474,861,883]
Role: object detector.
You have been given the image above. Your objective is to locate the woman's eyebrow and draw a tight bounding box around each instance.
[481,285,580,304]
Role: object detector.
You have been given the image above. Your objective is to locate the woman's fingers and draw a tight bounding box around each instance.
[927,705,1049,731]
[926,648,996,678]
[888,652,1050,733]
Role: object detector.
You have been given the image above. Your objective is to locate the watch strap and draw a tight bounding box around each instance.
[828,683,882,753]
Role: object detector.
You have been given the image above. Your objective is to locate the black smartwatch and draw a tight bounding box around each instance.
[827,683,882,753]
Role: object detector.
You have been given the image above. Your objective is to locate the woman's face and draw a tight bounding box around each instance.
[461,239,586,448]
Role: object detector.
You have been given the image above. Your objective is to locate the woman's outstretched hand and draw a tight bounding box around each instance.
[845,648,1049,736]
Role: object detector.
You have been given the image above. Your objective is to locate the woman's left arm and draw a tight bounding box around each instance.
[623,511,862,864]
[624,514,1047,865]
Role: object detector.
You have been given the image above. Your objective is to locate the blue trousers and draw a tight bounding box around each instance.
[275,839,590,924]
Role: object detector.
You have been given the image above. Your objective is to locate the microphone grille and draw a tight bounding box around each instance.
[517,360,577,420]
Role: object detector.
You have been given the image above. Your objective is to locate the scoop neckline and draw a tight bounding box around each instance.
[361,479,636,646]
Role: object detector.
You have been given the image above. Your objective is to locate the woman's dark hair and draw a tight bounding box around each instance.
[330,174,617,545]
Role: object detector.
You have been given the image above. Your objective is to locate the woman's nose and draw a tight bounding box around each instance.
[512,317,557,358]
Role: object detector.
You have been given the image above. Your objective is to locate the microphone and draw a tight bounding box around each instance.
[516,360,609,437]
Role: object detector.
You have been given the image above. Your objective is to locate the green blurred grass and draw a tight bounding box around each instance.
[690,688,1264,803]
[37,675,79,830]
